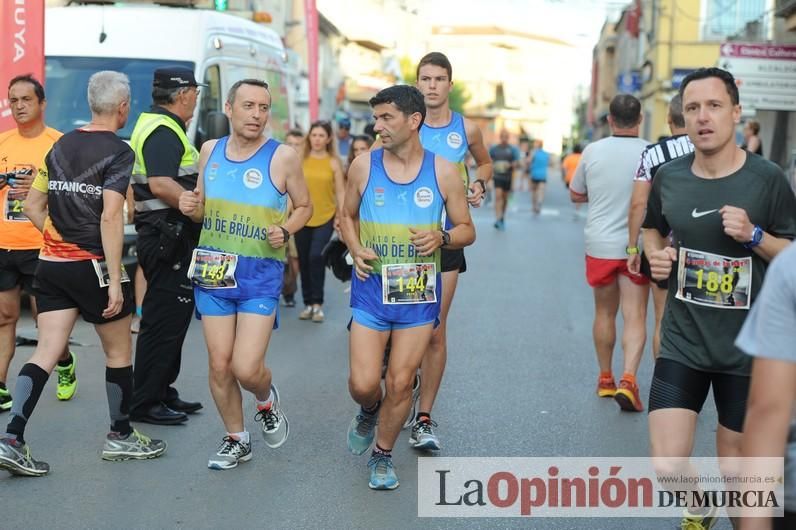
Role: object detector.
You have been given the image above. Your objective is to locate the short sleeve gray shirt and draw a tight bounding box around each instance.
[736,242,796,510]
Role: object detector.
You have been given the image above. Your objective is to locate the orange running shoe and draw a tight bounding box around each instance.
[614,379,644,412]
[596,376,616,398]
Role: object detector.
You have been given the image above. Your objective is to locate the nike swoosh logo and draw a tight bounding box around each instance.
[691,208,718,218]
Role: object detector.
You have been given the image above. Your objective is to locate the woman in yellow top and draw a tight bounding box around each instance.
[296,120,345,322]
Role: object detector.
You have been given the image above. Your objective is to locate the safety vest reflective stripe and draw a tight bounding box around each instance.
[129,112,199,212]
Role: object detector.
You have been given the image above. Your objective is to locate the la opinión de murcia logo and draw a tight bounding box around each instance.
[418,457,784,518]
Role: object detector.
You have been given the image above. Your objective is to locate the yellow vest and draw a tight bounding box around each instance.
[129,112,198,213]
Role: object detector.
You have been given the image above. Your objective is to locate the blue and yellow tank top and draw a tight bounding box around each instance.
[419,111,468,185]
[197,137,287,299]
[419,111,468,229]
[350,148,444,324]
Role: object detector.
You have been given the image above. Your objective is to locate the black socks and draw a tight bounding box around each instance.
[362,400,381,415]
[57,354,73,368]
[7,363,49,444]
[372,444,392,457]
[105,366,134,436]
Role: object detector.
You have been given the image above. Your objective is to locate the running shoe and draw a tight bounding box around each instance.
[101,429,167,461]
[368,453,399,490]
[0,435,49,476]
[409,417,441,451]
[299,306,313,320]
[311,307,325,323]
[347,408,378,455]
[614,379,644,412]
[680,506,718,529]
[255,384,289,449]
[55,351,78,401]
[0,386,11,412]
[402,373,421,429]
[596,375,616,398]
[282,295,296,308]
[208,435,252,470]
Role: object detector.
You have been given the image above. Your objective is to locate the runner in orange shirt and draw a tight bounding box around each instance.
[561,144,582,186]
[561,144,583,218]
[0,75,75,413]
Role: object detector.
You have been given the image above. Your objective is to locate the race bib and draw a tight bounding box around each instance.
[92,260,131,288]
[187,248,238,289]
[4,169,32,222]
[675,247,751,310]
[382,263,437,305]
[4,193,26,221]
[493,160,511,173]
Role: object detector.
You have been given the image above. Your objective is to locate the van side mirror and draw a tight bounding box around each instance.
[205,111,230,140]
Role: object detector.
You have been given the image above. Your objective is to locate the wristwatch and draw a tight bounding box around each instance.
[280,226,290,245]
[473,179,486,194]
[743,225,763,249]
[626,246,640,255]
[440,230,451,247]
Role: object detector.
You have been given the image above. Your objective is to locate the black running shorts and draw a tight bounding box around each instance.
[34,259,134,324]
[648,358,750,433]
[493,177,512,192]
[441,248,466,274]
[0,249,39,293]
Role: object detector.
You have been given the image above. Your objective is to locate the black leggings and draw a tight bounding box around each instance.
[648,358,750,432]
[294,219,334,306]
[773,510,795,530]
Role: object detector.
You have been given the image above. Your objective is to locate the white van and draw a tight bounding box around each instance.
[44,4,293,145]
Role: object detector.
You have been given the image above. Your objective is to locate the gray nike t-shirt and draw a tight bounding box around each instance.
[736,242,796,511]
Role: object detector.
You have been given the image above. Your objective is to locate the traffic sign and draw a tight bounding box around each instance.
[719,42,796,111]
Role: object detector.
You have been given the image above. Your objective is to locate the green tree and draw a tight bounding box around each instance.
[400,56,471,114]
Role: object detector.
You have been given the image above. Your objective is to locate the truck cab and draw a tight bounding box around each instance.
[44,4,293,145]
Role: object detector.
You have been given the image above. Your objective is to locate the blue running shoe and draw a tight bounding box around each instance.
[347,408,378,455]
[368,454,399,490]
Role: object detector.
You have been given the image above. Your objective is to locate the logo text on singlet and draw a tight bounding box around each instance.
[48,180,103,195]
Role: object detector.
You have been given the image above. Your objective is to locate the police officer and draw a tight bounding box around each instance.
[129,67,204,424]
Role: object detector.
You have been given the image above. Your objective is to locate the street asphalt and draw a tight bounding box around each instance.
[2,178,731,529]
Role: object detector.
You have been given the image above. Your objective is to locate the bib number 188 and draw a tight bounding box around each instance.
[694,270,735,294]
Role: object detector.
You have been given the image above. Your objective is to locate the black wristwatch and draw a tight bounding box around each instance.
[440,230,451,247]
[280,226,290,245]
[474,179,486,194]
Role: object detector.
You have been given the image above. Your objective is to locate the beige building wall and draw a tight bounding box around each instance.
[591,21,618,138]
[429,27,579,153]
[640,0,720,140]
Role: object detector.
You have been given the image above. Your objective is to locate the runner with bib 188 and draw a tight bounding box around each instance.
[642,67,796,530]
